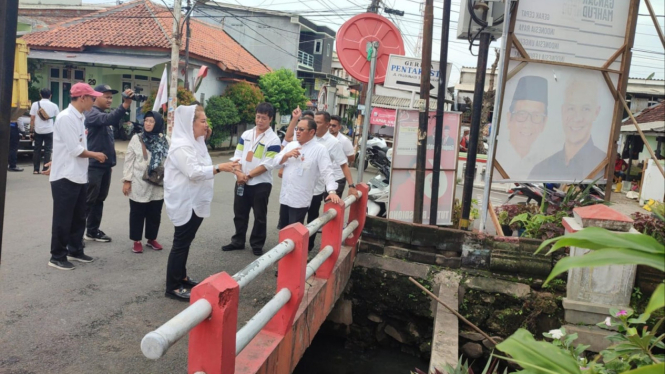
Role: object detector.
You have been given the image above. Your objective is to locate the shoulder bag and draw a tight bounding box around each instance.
[138,137,165,186]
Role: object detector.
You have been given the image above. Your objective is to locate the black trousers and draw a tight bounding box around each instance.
[33,132,53,172]
[129,199,163,241]
[9,125,19,168]
[277,204,308,230]
[86,167,112,234]
[50,179,87,261]
[231,182,272,251]
[306,193,326,251]
[166,211,203,291]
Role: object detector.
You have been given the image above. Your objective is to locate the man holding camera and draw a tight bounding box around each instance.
[83,84,133,242]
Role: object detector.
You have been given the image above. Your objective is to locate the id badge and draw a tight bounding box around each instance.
[246,151,254,162]
[297,166,304,176]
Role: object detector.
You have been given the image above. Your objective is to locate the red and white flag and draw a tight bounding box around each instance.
[193,66,208,93]
[152,67,168,112]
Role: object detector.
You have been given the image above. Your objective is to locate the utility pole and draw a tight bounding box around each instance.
[413,0,434,224]
[183,0,191,91]
[0,0,19,264]
[460,8,491,230]
[167,0,182,135]
[429,0,451,226]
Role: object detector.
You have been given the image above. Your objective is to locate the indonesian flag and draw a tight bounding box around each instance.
[193,66,208,93]
[152,67,168,112]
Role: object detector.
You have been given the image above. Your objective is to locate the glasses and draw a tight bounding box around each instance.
[295,127,308,132]
[511,110,546,124]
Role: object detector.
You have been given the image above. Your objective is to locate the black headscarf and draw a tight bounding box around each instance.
[142,111,169,173]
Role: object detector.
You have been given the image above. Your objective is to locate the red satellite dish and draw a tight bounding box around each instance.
[336,13,405,84]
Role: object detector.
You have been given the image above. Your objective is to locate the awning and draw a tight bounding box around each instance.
[28,50,170,69]
[621,121,665,135]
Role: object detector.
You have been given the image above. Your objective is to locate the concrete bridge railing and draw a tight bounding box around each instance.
[140,184,369,374]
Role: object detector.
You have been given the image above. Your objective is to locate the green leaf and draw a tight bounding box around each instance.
[622,363,665,374]
[645,283,665,316]
[544,248,665,284]
[494,329,582,374]
[536,227,664,255]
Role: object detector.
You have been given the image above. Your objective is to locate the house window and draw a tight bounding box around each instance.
[314,39,323,55]
[74,70,84,80]
[48,66,85,109]
[50,68,59,78]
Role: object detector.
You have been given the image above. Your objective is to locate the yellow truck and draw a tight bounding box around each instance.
[11,38,30,122]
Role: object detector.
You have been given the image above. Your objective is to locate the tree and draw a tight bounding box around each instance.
[258,68,307,117]
[205,96,240,149]
[223,81,265,124]
[142,86,196,114]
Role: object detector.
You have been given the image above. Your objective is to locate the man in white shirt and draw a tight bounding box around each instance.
[223,103,282,256]
[48,83,108,271]
[307,111,358,251]
[275,118,342,229]
[29,88,60,174]
[329,115,355,165]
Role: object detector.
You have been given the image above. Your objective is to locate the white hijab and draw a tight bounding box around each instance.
[169,104,210,163]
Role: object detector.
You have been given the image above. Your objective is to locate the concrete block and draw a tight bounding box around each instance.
[490,237,552,276]
[362,216,388,239]
[562,324,613,352]
[562,298,613,326]
[386,220,413,245]
[435,256,461,269]
[327,299,353,326]
[464,277,531,299]
[461,246,491,269]
[411,223,441,247]
[358,239,385,255]
[429,270,462,374]
[354,253,430,279]
[573,205,634,232]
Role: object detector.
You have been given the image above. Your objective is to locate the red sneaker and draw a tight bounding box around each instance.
[147,239,163,251]
[132,241,143,253]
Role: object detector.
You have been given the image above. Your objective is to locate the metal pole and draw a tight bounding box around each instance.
[413,0,434,224]
[167,0,182,135]
[480,0,512,233]
[429,0,452,226]
[357,41,378,183]
[183,0,191,91]
[0,0,19,265]
[460,14,491,231]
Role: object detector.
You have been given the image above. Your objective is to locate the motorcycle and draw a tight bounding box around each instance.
[505,183,545,206]
[366,168,390,218]
[354,134,388,171]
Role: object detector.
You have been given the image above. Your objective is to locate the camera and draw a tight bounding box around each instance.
[122,86,148,102]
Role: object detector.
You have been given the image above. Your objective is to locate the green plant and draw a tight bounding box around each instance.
[142,87,196,114]
[631,212,665,245]
[258,68,307,117]
[510,210,566,240]
[222,81,265,124]
[205,96,240,149]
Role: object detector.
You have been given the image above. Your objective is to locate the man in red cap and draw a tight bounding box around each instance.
[48,83,108,270]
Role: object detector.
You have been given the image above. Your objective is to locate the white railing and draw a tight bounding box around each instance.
[298,50,314,68]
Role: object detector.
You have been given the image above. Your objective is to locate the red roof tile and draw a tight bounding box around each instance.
[622,101,665,125]
[22,0,270,78]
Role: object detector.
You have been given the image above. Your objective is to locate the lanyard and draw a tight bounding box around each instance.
[249,128,267,153]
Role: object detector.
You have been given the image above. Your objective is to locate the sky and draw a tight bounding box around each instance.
[82,0,665,86]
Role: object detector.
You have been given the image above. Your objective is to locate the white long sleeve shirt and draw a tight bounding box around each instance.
[164,146,215,226]
[231,127,281,186]
[336,132,355,157]
[121,134,167,203]
[275,139,338,208]
[49,104,88,184]
[313,132,347,195]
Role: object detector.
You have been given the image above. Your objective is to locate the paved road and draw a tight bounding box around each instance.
[0,157,518,373]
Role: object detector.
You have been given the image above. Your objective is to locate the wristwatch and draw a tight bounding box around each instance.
[215,165,221,173]
[348,184,356,188]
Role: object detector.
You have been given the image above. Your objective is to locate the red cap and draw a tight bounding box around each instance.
[70,83,103,98]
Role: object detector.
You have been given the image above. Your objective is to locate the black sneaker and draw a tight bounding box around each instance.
[48,259,75,270]
[67,253,94,263]
[221,243,244,251]
[85,230,112,242]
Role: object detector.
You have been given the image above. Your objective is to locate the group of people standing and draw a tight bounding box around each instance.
[39,81,358,302]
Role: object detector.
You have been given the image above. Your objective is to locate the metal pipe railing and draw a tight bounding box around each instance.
[342,220,359,242]
[141,298,213,359]
[235,288,292,355]
[232,239,295,290]
[306,245,333,279]
[344,193,360,208]
[306,208,337,236]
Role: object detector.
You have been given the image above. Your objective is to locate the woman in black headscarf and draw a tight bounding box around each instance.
[121,111,170,254]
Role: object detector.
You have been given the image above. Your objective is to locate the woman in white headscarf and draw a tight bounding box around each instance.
[163,104,237,301]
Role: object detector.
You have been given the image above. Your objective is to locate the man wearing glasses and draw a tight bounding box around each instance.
[529,76,605,181]
[496,75,548,180]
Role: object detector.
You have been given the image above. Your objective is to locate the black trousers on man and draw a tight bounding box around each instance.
[86,166,112,235]
[33,132,53,172]
[230,182,272,252]
[129,199,163,241]
[277,204,309,230]
[9,125,19,168]
[50,179,87,261]
[306,178,346,251]
[166,211,203,291]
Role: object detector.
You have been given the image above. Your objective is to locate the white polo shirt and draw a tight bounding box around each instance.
[231,127,281,186]
[336,132,355,157]
[29,99,59,134]
[275,140,338,208]
[313,132,347,195]
[49,104,88,184]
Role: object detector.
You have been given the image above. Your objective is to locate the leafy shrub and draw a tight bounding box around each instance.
[258,68,307,117]
[205,96,239,149]
[631,212,665,245]
[223,81,265,124]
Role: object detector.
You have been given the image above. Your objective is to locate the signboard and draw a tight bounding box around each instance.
[317,86,327,111]
[384,55,453,96]
[369,107,396,127]
[314,78,324,91]
[388,109,461,225]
